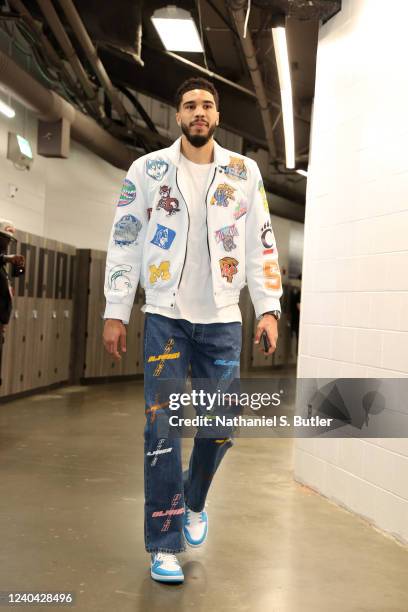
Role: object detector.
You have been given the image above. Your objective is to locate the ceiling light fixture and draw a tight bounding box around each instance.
[272,15,295,169]
[0,99,15,119]
[151,6,204,53]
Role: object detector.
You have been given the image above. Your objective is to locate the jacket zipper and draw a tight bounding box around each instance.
[175,168,190,294]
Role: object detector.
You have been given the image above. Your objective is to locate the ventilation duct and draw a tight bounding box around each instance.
[72,0,143,61]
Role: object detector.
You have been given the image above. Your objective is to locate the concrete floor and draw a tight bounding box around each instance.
[1,380,408,612]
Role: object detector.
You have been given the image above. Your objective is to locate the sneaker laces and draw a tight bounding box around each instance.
[185,507,204,526]
[155,552,179,565]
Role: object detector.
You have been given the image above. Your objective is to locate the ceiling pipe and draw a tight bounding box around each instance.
[35,0,97,103]
[8,0,81,97]
[164,49,259,99]
[228,4,277,160]
[57,0,131,127]
[0,49,135,169]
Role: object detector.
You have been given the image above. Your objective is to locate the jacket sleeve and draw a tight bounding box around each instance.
[103,158,148,324]
[245,160,283,319]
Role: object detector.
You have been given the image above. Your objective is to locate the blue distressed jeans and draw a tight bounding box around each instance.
[143,313,242,553]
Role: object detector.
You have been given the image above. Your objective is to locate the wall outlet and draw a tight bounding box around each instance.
[8,184,18,199]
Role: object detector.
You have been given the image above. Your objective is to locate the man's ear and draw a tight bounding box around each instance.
[175,112,181,127]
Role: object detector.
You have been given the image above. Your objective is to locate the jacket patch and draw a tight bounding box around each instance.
[263,259,281,290]
[149,261,171,284]
[156,185,180,216]
[150,224,176,250]
[233,199,247,220]
[118,178,136,207]
[113,214,142,246]
[146,158,169,181]
[210,183,236,207]
[258,180,269,212]
[215,224,239,252]
[219,257,238,283]
[108,264,132,294]
[219,156,247,181]
[261,220,276,255]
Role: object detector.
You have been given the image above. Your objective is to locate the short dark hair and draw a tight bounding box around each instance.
[175,77,219,110]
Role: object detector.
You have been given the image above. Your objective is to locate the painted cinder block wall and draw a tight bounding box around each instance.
[295,0,408,543]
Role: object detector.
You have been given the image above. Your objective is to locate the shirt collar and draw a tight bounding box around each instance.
[165,136,230,168]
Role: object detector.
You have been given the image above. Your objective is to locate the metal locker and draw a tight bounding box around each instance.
[54,245,71,383]
[22,236,41,390]
[36,298,50,389]
[43,238,59,387]
[272,317,288,366]
[9,296,29,394]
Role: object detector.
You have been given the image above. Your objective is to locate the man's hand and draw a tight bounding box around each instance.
[254,314,278,356]
[103,319,127,361]
[6,255,25,266]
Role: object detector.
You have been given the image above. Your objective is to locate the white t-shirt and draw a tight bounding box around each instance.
[143,154,242,324]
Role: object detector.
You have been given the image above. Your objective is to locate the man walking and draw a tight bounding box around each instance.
[103,77,282,583]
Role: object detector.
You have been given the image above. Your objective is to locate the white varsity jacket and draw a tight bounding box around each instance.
[104,137,282,323]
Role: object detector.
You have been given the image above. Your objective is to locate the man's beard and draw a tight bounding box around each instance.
[181,121,216,148]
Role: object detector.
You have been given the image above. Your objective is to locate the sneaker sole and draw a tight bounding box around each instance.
[151,570,184,583]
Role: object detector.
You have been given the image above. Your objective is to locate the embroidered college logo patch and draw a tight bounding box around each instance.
[149,261,171,284]
[156,185,180,216]
[146,158,169,181]
[219,156,247,180]
[117,178,136,207]
[258,179,269,212]
[233,199,247,220]
[210,183,236,207]
[263,259,281,290]
[113,214,142,246]
[150,224,176,250]
[261,220,276,255]
[219,257,238,283]
[215,224,239,251]
[108,264,132,294]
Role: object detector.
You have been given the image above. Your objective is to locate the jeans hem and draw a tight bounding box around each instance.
[187,504,205,512]
[146,546,186,554]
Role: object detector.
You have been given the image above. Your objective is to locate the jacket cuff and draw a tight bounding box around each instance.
[104,302,131,324]
[253,297,281,320]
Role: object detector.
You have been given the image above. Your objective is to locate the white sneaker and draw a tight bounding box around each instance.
[183,506,209,547]
[150,552,184,583]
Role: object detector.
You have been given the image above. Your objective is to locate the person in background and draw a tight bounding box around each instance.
[0,219,25,375]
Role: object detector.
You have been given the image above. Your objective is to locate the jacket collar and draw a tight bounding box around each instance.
[165,136,231,168]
